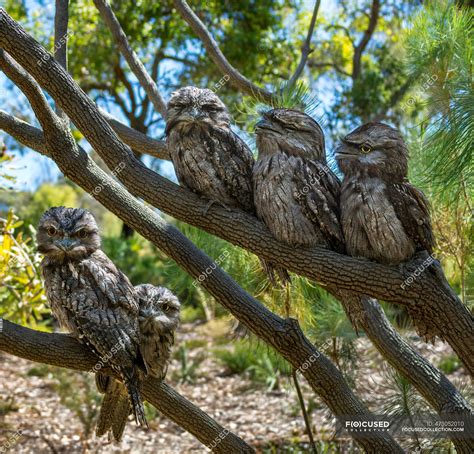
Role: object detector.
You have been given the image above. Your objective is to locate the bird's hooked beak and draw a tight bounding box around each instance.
[180,105,206,123]
[189,106,200,119]
[334,140,358,160]
[55,237,79,252]
[255,118,279,134]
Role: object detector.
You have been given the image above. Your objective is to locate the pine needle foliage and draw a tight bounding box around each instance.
[237,80,322,136]
[404,0,473,201]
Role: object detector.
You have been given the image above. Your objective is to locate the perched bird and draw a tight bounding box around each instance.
[253,109,345,441]
[96,284,181,441]
[37,207,147,435]
[166,86,254,213]
[166,86,284,284]
[336,122,437,338]
[253,108,345,253]
[135,284,181,379]
[335,122,435,265]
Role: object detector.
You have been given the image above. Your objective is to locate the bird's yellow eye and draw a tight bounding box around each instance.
[360,145,371,154]
[162,303,170,311]
[47,226,57,237]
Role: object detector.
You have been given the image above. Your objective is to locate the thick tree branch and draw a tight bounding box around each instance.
[53,0,69,121]
[0,109,168,160]
[352,0,380,80]
[338,295,474,453]
[173,0,273,103]
[0,110,47,154]
[0,320,254,453]
[137,49,162,126]
[98,109,169,159]
[288,0,321,87]
[0,50,57,130]
[93,0,167,117]
[0,20,405,452]
[0,11,472,377]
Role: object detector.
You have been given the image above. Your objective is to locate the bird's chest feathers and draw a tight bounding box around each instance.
[42,258,113,323]
[341,177,413,263]
[255,154,293,189]
[254,154,317,244]
[43,261,80,300]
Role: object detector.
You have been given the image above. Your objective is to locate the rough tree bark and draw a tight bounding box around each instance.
[3,107,472,451]
[0,16,404,452]
[2,17,470,376]
[0,6,473,453]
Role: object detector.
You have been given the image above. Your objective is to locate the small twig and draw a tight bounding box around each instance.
[173,0,273,103]
[53,0,69,121]
[292,370,317,453]
[284,284,317,453]
[93,0,167,116]
[288,0,321,87]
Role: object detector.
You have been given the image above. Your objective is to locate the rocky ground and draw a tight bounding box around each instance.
[0,320,469,453]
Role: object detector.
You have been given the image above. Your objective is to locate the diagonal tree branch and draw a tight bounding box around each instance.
[0,319,254,453]
[0,110,47,154]
[98,109,169,159]
[288,0,321,87]
[352,0,380,80]
[0,50,58,130]
[93,0,167,117]
[0,10,472,377]
[3,110,472,451]
[173,0,273,103]
[0,108,168,160]
[0,25,404,453]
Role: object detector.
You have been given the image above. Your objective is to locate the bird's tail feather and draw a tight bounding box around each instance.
[112,393,131,441]
[125,380,148,428]
[96,376,128,439]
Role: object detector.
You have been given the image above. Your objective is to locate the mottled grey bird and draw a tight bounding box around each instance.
[336,122,437,338]
[253,108,345,253]
[335,122,435,265]
[166,86,254,213]
[166,86,284,285]
[37,207,147,434]
[135,284,180,378]
[253,110,344,442]
[96,284,181,441]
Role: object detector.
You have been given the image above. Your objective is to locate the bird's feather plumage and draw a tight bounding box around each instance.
[166,86,254,213]
[336,122,435,265]
[38,207,147,439]
[253,109,344,252]
[336,123,437,339]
